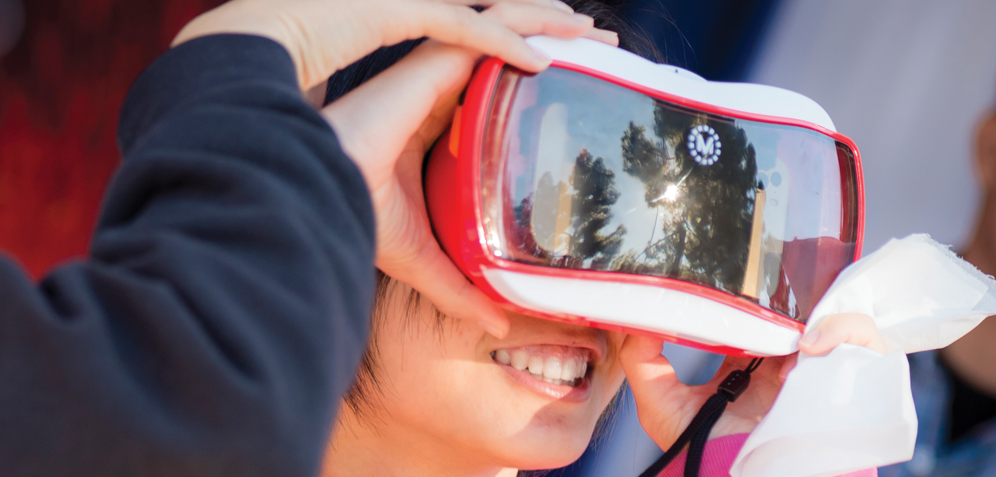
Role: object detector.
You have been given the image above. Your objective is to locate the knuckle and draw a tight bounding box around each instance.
[489,2,510,12]
[455,3,480,21]
[484,2,514,19]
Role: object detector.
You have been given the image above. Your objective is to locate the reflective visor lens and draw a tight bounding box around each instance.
[480,66,860,323]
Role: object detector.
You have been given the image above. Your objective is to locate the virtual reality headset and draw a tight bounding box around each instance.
[426,36,864,356]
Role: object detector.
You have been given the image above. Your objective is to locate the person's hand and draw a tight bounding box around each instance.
[173,0,604,91]
[320,4,616,338]
[620,313,888,450]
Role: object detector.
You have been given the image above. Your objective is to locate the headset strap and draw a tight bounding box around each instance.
[639,358,763,477]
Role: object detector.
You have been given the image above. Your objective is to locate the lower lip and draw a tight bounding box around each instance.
[496,360,592,402]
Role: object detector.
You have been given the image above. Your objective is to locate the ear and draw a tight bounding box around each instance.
[975,113,996,190]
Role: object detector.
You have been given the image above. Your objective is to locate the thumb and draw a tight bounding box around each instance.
[620,334,678,386]
[621,335,722,448]
[620,335,694,411]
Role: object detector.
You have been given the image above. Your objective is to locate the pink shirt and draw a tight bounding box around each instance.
[658,434,878,477]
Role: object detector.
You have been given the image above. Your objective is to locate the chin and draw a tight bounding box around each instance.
[491,421,597,471]
[507,447,589,471]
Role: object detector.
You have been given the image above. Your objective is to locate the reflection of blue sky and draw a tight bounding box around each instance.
[740,122,842,241]
[520,68,843,258]
[532,69,663,254]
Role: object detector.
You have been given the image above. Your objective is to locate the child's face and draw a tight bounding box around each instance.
[351,279,626,471]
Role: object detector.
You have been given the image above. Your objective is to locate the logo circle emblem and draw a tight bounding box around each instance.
[686,125,722,166]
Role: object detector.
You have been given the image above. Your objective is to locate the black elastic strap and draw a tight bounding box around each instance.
[639,358,764,477]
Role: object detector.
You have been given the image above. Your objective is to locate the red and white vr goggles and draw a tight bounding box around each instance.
[426,36,864,356]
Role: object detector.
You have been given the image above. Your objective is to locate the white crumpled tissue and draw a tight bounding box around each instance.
[730,234,996,477]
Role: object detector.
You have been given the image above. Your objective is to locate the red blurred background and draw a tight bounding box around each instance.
[0,0,224,279]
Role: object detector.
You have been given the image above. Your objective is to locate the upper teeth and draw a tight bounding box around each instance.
[493,346,589,386]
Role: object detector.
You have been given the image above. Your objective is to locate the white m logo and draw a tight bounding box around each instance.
[687,124,722,166]
[695,134,716,157]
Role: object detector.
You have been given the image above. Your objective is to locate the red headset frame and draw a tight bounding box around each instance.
[426,57,865,356]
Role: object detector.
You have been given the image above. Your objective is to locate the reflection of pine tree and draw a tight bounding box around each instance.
[514,150,625,268]
[621,122,682,203]
[619,122,686,276]
[616,102,757,293]
[567,149,626,267]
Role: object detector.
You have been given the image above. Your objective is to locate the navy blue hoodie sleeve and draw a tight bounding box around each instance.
[0,34,374,476]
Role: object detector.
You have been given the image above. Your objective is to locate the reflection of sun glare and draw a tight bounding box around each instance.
[662,184,680,202]
[650,184,681,204]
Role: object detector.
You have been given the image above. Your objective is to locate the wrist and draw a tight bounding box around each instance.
[172,7,303,84]
[174,7,286,47]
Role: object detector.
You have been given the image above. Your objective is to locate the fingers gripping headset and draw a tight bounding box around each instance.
[425,36,864,473]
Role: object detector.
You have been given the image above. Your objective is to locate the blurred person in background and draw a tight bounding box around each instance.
[880,111,996,477]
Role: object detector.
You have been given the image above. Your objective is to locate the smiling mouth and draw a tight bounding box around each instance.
[490,345,591,387]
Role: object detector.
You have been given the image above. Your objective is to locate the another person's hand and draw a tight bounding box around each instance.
[621,313,888,450]
[173,0,599,91]
[173,0,615,337]
[320,5,616,337]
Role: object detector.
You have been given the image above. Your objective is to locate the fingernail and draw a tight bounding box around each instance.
[478,320,507,338]
[587,29,619,47]
[553,1,574,13]
[572,12,594,24]
[530,46,551,67]
[798,329,821,348]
